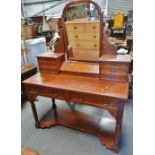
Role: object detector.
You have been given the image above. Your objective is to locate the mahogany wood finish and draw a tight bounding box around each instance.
[99,55,131,82]
[37,52,65,74]
[23,73,128,153]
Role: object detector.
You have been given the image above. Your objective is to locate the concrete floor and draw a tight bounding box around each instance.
[21,96,133,155]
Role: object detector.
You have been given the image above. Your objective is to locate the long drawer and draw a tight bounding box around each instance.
[70,40,99,51]
[67,32,100,41]
[28,86,117,108]
[65,23,100,32]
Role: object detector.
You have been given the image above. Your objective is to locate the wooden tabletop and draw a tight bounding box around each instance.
[37,52,64,58]
[99,54,131,63]
[23,73,128,100]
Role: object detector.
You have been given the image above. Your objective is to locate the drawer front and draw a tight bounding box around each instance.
[38,58,57,66]
[67,32,85,41]
[39,67,59,74]
[100,66,129,75]
[84,32,99,41]
[70,92,115,108]
[85,23,100,32]
[70,40,99,51]
[85,41,100,50]
[70,41,84,50]
[101,62,129,69]
[33,86,70,100]
[65,24,84,32]
[100,73,128,82]
[67,32,99,42]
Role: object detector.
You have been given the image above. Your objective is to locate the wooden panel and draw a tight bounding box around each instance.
[100,73,128,82]
[100,66,129,75]
[101,62,129,69]
[86,23,100,32]
[84,41,100,50]
[65,23,84,32]
[70,92,116,108]
[67,32,99,41]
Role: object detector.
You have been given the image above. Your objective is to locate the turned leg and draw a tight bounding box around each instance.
[113,102,125,153]
[52,98,56,109]
[30,102,39,128]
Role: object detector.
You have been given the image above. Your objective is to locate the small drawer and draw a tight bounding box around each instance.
[86,23,100,32]
[70,92,115,108]
[67,32,84,41]
[70,41,84,50]
[85,32,100,41]
[101,62,129,69]
[85,41,99,50]
[65,24,84,32]
[100,66,129,75]
[100,73,128,82]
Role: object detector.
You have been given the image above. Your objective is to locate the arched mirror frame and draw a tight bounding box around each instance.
[62,0,104,61]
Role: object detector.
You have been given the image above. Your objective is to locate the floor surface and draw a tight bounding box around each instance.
[21,96,133,155]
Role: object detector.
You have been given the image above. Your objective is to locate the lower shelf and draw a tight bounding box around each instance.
[37,105,119,153]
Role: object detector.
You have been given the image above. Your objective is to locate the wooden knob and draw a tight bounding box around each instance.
[75,35,78,38]
[93,35,96,38]
[76,44,80,47]
[74,26,77,29]
[92,26,96,29]
[94,44,97,47]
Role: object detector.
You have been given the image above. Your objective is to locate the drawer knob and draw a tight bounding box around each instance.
[74,26,77,30]
[92,26,96,29]
[76,44,80,47]
[93,35,96,38]
[94,44,97,47]
[75,35,78,38]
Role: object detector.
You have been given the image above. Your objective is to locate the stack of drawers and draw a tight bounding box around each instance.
[99,55,131,82]
[65,19,100,58]
[37,52,64,74]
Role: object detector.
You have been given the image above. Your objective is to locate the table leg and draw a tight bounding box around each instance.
[52,98,56,109]
[30,101,39,128]
[113,102,125,153]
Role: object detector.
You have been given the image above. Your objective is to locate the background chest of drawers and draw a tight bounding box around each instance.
[65,19,100,56]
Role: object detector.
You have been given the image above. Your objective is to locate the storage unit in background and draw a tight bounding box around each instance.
[21,37,46,66]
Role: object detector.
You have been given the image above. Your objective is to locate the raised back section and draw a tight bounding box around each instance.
[62,0,103,61]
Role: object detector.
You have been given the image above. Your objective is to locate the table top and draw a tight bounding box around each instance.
[23,73,128,100]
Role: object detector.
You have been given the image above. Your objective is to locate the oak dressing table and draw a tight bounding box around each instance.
[23,0,131,153]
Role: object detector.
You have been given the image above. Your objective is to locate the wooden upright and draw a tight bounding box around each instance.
[23,0,131,153]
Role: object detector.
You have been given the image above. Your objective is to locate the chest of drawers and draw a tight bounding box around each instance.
[65,19,100,58]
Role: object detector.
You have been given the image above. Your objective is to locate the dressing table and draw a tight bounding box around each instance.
[23,0,131,153]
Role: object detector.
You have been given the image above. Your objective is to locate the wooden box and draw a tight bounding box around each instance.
[37,52,65,74]
[99,55,131,82]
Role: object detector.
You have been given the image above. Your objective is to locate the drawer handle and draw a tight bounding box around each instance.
[93,35,96,38]
[94,44,97,47]
[92,26,96,29]
[74,26,77,30]
[75,35,78,38]
[76,44,80,47]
